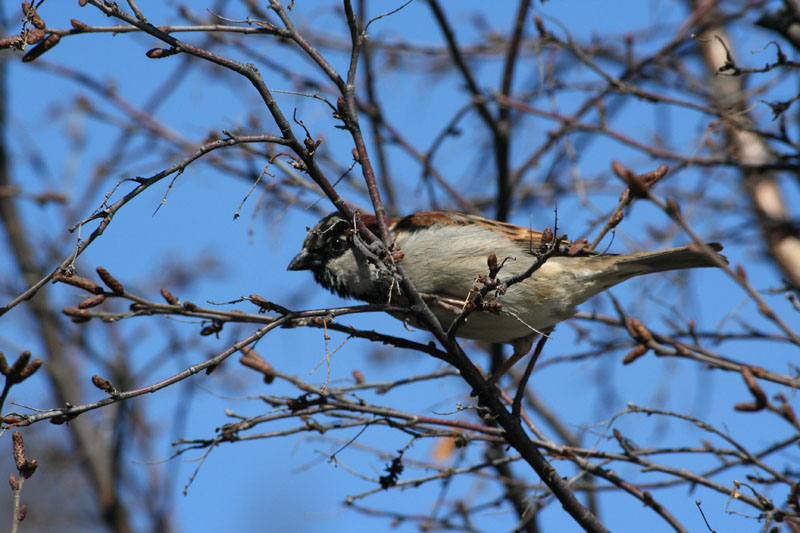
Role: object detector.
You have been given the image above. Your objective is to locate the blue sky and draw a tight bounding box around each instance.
[2,1,798,532]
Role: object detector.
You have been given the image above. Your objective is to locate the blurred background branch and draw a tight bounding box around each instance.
[0,0,798,531]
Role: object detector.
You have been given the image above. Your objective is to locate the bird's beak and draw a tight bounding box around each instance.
[287,250,320,271]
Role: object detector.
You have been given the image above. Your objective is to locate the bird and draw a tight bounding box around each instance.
[288,210,725,379]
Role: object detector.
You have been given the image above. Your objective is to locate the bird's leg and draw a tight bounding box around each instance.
[488,334,536,385]
[512,335,550,417]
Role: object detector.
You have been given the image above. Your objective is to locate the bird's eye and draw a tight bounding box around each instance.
[330,237,348,252]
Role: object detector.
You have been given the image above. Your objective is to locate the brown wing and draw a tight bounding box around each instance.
[383,210,579,257]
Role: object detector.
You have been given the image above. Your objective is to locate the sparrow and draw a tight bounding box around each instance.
[288,210,724,375]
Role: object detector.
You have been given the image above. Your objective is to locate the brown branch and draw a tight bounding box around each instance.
[13,322,285,426]
[357,0,397,216]
[1,133,288,316]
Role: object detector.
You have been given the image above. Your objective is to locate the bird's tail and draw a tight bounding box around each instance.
[613,243,726,277]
